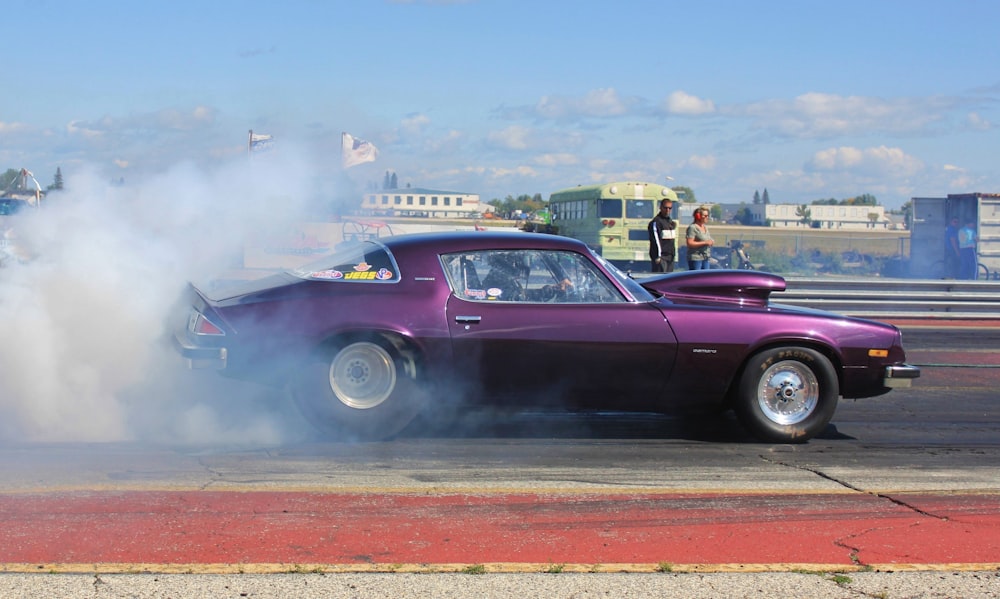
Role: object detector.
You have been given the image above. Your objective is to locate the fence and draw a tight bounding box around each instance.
[775,277,1000,320]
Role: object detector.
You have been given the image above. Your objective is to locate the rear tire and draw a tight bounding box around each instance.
[289,338,426,441]
[734,346,838,443]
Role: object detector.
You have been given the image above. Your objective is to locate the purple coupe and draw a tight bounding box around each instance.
[172,231,919,443]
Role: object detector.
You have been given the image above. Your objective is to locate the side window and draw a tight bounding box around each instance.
[295,244,399,282]
[442,253,489,300]
[443,249,622,304]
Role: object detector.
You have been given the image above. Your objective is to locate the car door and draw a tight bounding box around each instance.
[443,249,678,410]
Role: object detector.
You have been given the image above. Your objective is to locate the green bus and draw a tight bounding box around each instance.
[548,181,679,268]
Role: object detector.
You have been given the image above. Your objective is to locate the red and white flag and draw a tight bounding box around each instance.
[342,132,378,168]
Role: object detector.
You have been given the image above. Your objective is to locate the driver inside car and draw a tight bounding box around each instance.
[535,274,573,301]
[482,252,527,301]
[526,254,574,302]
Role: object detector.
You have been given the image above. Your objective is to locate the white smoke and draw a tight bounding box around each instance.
[0,149,324,444]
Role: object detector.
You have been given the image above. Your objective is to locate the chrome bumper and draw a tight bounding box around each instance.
[172,332,227,370]
[884,363,920,388]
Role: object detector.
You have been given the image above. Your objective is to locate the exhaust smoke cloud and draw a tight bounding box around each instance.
[0,149,324,444]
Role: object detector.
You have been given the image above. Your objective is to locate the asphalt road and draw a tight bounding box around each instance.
[0,326,997,598]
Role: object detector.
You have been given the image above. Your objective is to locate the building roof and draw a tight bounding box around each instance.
[369,187,477,197]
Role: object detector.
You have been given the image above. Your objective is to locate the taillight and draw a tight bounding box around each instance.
[189,311,224,336]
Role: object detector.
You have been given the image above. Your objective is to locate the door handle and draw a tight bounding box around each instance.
[455,315,482,324]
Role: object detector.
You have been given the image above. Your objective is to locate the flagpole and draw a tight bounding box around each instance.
[341,132,347,171]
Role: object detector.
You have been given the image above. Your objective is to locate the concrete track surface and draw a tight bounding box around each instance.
[0,570,999,599]
[1,323,999,598]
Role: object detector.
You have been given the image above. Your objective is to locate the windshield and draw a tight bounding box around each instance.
[589,248,655,301]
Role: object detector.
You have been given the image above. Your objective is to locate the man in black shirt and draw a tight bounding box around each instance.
[648,198,677,272]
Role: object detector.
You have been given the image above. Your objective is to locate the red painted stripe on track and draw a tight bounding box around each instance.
[1,491,998,567]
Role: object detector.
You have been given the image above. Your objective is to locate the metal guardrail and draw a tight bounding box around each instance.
[776,277,1000,320]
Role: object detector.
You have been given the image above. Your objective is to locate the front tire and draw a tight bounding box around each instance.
[289,338,426,441]
[734,346,838,443]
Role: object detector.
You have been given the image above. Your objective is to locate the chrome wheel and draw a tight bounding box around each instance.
[328,341,397,410]
[755,359,819,425]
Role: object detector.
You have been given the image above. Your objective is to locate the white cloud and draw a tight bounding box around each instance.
[682,154,717,170]
[535,88,633,119]
[664,91,716,115]
[966,111,992,131]
[67,106,218,139]
[732,93,948,138]
[488,165,537,178]
[576,88,630,116]
[401,113,431,134]
[66,120,106,139]
[487,125,532,150]
[806,145,924,177]
[533,153,579,167]
[0,121,30,135]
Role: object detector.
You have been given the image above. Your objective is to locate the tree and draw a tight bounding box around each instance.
[795,204,812,226]
[1,169,16,191]
[898,200,913,228]
[812,194,880,206]
[753,190,761,205]
[734,203,754,225]
[49,167,63,191]
[762,188,771,204]
[868,212,880,228]
[382,170,400,190]
[487,193,546,217]
[671,186,695,203]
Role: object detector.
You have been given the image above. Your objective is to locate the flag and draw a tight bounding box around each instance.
[249,130,274,154]
[342,132,378,168]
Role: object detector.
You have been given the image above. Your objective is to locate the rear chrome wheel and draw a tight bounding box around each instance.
[328,342,397,410]
[735,346,838,443]
[290,337,426,441]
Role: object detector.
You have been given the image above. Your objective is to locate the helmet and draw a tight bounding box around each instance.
[488,251,526,274]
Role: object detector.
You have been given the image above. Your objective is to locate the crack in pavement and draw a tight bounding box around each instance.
[759,454,955,570]
[758,455,949,520]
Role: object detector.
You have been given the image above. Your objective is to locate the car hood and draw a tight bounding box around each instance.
[639,270,786,308]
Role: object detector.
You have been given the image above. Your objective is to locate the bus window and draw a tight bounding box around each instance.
[626,199,655,219]
[598,199,622,218]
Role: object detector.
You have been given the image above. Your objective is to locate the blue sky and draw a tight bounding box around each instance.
[4,0,999,209]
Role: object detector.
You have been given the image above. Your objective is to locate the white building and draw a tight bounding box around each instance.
[747,203,889,229]
[362,187,483,218]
